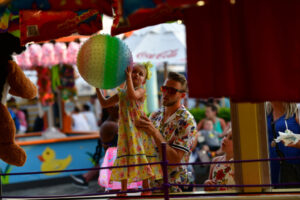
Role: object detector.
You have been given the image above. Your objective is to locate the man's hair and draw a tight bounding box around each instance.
[167,71,188,92]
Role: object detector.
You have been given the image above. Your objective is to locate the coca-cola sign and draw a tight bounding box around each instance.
[136,49,178,60]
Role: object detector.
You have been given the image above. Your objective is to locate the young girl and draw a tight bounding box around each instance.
[96,63,162,196]
[203,129,235,191]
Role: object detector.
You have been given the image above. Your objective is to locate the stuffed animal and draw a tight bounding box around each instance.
[0,33,37,166]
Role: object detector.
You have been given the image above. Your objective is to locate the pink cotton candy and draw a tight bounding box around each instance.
[66,41,81,65]
[28,44,43,67]
[14,50,32,70]
[54,42,67,64]
[41,43,56,67]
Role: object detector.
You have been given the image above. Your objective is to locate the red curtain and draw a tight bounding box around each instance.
[111,0,198,36]
[184,0,300,102]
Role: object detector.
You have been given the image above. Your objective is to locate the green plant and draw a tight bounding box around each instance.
[0,165,12,184]
[189,108,206,124]
[189,107,231,123]
[218,107,231,122]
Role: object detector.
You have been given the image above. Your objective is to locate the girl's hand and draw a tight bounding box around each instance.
[125,66,133,80]
[204,180,217,191]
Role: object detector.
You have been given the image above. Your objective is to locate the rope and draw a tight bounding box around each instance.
[168,156,300,166]
[2,187,163,199]
[0,161,163,176]
[171,182,300,188]
[2,143,300,199]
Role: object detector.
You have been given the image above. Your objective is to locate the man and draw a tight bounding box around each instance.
[82,104,99,131]
[136,71,197,192]
[197,103,226,133]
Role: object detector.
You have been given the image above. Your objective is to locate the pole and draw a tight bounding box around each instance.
[146,64,159,113]
[161,143,169,200]
[163,62,168,81]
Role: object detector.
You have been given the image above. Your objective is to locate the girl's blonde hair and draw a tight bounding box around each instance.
[134,62,153,80]
[266,102,298,119]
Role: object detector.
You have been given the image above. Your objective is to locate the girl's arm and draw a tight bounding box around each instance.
[126,66,145,100]
[96,88,119,108]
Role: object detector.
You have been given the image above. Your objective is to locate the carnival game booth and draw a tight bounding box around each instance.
[1,0,300,199]
[0,36,101,186]
[0,131,99,185]
[0,0,111,186]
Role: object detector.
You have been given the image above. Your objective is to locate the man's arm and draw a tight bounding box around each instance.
[135,115,185,164]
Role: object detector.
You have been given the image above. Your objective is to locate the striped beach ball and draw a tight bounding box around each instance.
[77,35,132,89]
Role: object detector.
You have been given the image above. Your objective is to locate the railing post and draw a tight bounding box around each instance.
[161,143,169,200]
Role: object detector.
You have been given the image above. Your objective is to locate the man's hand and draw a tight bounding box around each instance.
[135,115,157,137]
[136,115,186,164]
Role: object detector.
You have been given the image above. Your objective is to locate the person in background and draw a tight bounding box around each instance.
[70,104,119,188]
[7,98,20,132]
[82,104,99,131]
[190,119,221,188]
[204,129,235,191]
[89,94,102,125]
[8,107,20,132]
[71,106,90,131]
[33,97,45,132]
[219,97,230,108]
[97,121,122,191]
[198,119,221,151]
[197,103,226,133]
[10,104,28,134]
[16,108,27,133]
[266,102,300,187]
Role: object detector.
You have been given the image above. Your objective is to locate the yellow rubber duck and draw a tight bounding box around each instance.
[38,147,72,176]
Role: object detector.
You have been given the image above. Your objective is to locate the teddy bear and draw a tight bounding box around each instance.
[0,32,37,166]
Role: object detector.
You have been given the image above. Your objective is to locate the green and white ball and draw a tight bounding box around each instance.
[77,35,132,89]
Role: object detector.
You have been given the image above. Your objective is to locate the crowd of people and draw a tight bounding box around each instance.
[68,68,235,194]
[8,66,300,193]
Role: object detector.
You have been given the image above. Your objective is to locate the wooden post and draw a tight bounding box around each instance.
[231,102,270,192]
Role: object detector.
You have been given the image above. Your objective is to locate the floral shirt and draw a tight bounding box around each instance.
[211,156,235,191]
[150,105,197,192]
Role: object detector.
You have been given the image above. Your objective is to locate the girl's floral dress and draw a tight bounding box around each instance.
[110,88,162,183]
[211,156,235,191]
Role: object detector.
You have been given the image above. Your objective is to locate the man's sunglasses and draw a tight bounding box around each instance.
[160,86,185,95]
